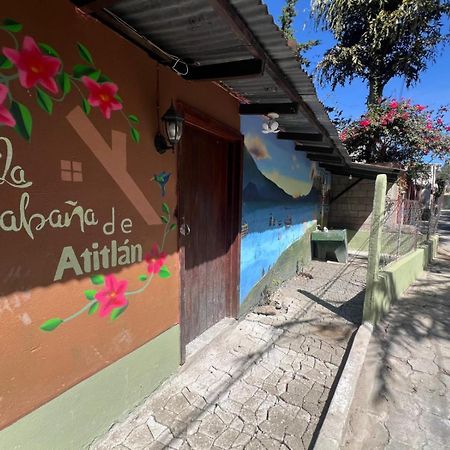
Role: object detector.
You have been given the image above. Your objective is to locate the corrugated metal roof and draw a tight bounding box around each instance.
[91,0,352,161]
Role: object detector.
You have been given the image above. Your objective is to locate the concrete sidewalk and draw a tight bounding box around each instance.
[91,259,366,450]
[343,210,450,449]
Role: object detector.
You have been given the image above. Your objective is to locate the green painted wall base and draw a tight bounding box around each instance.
[240,223,315,316]
[347,229,370,252]
[366,239,437,324]
[0,325,180,449]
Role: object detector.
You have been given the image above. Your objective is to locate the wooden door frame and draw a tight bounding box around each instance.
[176,102,243,362]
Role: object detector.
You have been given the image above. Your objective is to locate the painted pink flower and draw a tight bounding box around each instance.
[145,243,166,274]
[81,76,122,119]
[437,118,443,125]
[446,126,450,132]
[94,274,128,317]
[415,105,426,111]
[3,36,61,93]
[426,121,433,130]
[0,84,15,127]
[359,118,371,128]
[389,100,399,109]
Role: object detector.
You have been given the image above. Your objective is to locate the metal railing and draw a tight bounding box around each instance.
[379,199,424,268]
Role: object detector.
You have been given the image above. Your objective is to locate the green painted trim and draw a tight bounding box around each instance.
[239,223,316,316]
[0,325,180,449]
[368,238,437,324]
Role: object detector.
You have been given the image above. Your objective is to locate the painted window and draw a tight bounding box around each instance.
[61,160,83,182]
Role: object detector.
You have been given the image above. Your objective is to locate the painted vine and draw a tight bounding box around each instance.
[0,18,140,142]
[40,203,176,331]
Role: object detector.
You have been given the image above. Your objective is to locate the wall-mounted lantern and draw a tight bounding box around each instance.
[154,102,184,154]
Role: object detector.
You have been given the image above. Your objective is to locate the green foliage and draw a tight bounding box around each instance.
[110,306,126,320]
[90,274,104,285]
[40,318,63,331]
[312,0,450,103]
[88,302,99,315]
[36,88,53,114]
[84,289,97,301]
[10,101,32,141]
[159,265,171,278]
[279,0,319,67]
[77,42,94,65]
[0,18,22,33]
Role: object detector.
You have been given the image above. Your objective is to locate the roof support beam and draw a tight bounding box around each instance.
[277,132,323,142]
[239,102,298,115]
[208,0,347,160]
[183,59,264,81]
[71,0,121,13]
[308,154,343,163]
[295,145,333,153]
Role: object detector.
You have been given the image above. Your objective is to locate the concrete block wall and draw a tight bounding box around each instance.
[328,175,398,231]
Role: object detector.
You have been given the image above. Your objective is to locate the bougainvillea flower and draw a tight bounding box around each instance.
[389,100,399,109]
[94,274,128,317]
[81,76,122,119]
[3,36,61,93]
[145,243,167,274]
[426,121,433,130]
[359,119,371,128]
[0,84,15,127]
[415,105,426,111]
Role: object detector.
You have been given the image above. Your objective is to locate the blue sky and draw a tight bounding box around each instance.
[263,0,450,120]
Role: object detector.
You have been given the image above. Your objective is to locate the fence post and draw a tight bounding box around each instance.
[363,174,387,324]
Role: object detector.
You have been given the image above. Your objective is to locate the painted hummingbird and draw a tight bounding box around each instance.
[152,171,171,197]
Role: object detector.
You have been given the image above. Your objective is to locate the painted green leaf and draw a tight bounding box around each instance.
[170,223,177,231]
[139,274,147,281]
[162,203,170,214]
[160,215,169,224]
[159,265,171,279]
[82,98,91,115]
[10,101,32,141]
[111,306,126,320]
[91,274,104,285]
[128,114,139,124]
[84,289,97,301]
[73,64,96,79]
[36,88,53,114]
[77,42,94,64]
[1,18,22,33]
[0,55,12,69]
[38,43,59,57]
[97,73,111,83]
[131,127,140,143]
[57,72,71,95]
[88,302,99,315]
[40,318,63,332]
[88,70,101,81]
[115,94,123,103]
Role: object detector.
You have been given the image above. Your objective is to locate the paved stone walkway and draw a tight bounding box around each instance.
[92,258,366,450]
[343,210,450,450]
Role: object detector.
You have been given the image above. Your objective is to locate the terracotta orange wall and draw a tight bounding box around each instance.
[0,0,238,429]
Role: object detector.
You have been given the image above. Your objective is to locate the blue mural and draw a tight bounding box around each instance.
[239,116,322,304]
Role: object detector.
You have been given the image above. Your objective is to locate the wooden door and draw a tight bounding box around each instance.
[178,115,242,356]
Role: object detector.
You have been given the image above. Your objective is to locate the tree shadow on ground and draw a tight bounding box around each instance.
[368,211,450,406]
